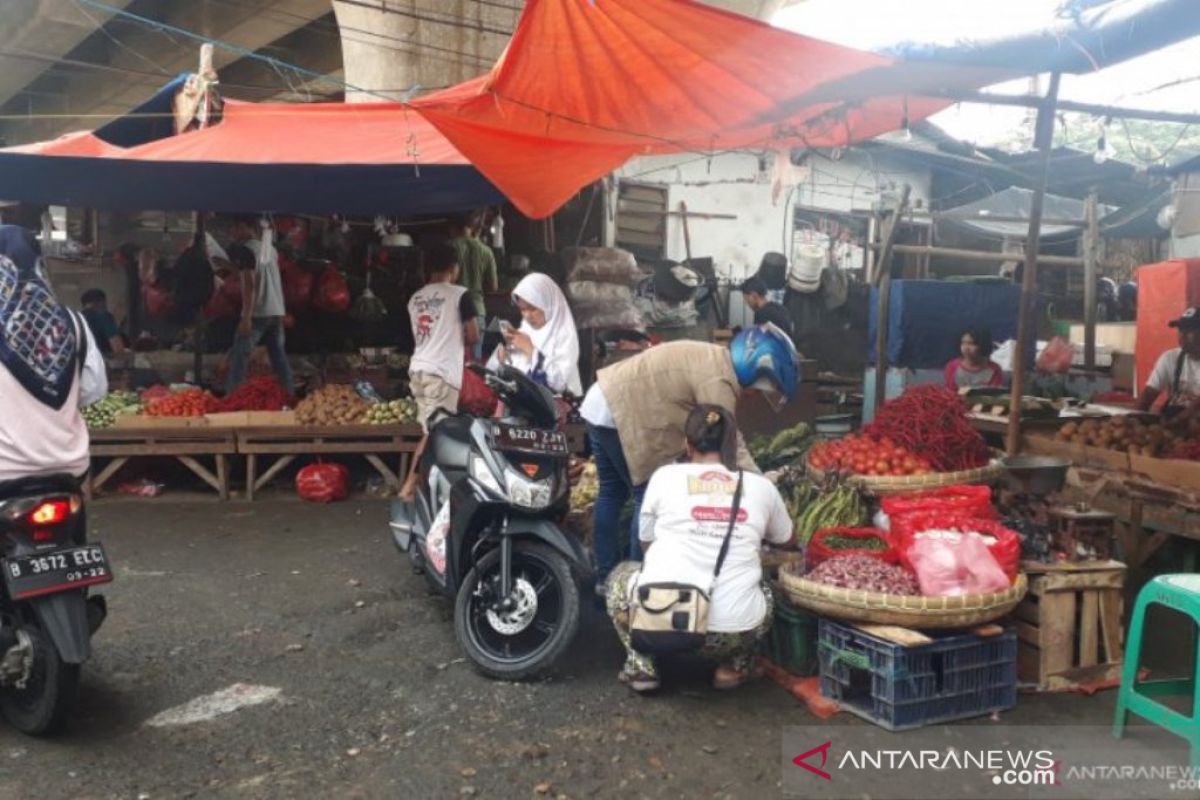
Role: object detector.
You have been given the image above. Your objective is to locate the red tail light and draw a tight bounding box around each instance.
[28,500,70,526]
[32,529,55,542]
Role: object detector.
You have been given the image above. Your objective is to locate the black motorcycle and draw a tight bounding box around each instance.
[390,365,588,680]
[0,476,111,735]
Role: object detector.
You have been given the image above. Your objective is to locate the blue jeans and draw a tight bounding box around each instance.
[472,315,486,360]
[588,424,647,586]
[227,316,294,395]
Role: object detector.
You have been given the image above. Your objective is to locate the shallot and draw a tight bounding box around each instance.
[808,554,920,595]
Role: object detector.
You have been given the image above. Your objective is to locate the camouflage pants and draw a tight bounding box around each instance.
[605,561,773,680]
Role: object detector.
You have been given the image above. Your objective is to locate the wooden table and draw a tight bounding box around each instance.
[236,424,424,501]
[88,426,237,500]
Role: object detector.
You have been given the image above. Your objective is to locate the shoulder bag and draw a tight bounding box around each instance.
[629,470,744,654]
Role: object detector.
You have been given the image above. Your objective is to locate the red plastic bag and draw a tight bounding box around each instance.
[807,527,898,570]
[204,274,241,320]
[1036,336,1075,374]
[907,533,1010,597]
[313,266,350,313]
[459,358,498,417]
[281,258,314,313]
[142,284,175,320]
[296,462,350,503]
[881,486,995,524]
[891,514,1021,580]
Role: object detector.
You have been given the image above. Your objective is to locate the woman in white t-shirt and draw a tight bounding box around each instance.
[605,405,793,694]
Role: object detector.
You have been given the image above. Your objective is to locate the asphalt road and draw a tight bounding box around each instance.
[0,497,1124,800]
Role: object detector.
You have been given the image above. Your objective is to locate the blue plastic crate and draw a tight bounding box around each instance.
[818,619,1017,731]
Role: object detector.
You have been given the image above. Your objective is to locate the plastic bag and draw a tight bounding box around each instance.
[313,266,351,313]
[907,533,1010,597]
[296,462,350,503]
[1036,336,1074,374]
[143,284,176,320]
[891,514,1021,580]
[459,356,498,417]
[281,256,314,312]
[807,527,898,570]
[567,280,635,306]
[561,246,643,285]
[880,486,995,523]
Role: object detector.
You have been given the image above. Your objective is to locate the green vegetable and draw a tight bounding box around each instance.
[83,391,143,429]
[749,422,814,471]
[823,534,887,551]
[793,484,867,545]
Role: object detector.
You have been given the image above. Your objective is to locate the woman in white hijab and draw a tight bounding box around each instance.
[496,272,582,396]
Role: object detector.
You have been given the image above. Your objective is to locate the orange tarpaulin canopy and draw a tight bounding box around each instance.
[410,0,1003,218]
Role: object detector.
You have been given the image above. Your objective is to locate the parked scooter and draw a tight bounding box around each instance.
[390,365,588,679]
[0,476,111,735]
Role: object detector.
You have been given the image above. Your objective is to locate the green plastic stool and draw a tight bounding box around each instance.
[1112,574,1200,767]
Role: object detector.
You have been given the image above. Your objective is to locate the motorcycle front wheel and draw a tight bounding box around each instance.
[0,625,80,736]
[455,541,580,680]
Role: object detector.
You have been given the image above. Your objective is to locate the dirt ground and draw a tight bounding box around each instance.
[0,497,1134,799]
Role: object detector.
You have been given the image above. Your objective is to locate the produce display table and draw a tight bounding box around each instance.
[88,426,237,500]
[237,424,424,500]
[86,419,592,502]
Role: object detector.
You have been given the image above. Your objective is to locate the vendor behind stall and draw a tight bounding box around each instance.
[944,327,1004,390]
[1139,307,1200,414]
[81,288,127,355]
[740,276,794,343]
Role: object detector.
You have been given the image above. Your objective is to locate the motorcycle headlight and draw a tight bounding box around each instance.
[469,455,503,497]
[505,470,554,510]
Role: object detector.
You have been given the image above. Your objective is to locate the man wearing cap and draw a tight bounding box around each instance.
[1139,307,1200,414]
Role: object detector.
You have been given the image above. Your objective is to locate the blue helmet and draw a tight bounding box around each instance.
[730,323,799,402]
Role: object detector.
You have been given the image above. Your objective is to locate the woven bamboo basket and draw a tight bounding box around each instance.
[805,459,1003,495]
[778,565,1027,628]
[761,549,805,579]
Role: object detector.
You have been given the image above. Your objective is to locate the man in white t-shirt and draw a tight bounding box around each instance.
[225,215,292,395]
[1139,307,1200,415]
[399,243,480,501]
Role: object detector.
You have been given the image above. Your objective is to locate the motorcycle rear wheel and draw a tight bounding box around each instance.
[0,625,80,736]
[456,541,580,680]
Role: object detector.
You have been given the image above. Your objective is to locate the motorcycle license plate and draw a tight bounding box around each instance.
[495,425,568,454]
[2,544,113,600]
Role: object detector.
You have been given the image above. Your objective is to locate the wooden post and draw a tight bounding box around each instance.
[1083,191,1100,370]
[1006,72,1062,455]
[872,184,912,416]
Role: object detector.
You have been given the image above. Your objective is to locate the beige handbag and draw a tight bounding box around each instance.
[630,471,743,654]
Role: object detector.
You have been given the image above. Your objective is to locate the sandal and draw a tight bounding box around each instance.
[618,669,660,694]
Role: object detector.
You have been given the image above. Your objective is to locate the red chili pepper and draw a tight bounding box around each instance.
[865,385,990,472]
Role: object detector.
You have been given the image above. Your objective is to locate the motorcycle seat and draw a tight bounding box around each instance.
[0,473,81,500]
[429,415,475,470]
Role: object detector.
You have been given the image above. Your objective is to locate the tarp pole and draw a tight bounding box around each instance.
[1084,191,1100,370]
[1006,72,1062,456]
[872,183,912,416]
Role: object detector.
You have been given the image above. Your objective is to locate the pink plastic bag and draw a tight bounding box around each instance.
[907,532,1010,597]
[1036,336,1074,374]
